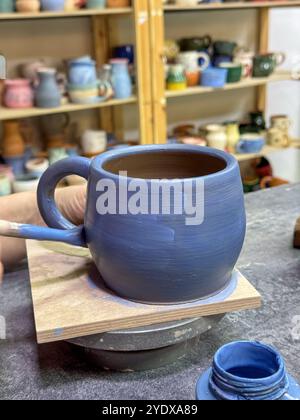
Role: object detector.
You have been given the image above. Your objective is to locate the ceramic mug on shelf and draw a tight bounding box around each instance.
[218,62,242,83]
[177,51,210,72]
[236,134,265,154]
[253,52,286,78]
[179,36,212,53]
[270,115,292,132]
[201,67,228,88]
[267,128,291,148]
[0,145,246,304]
[205,124,227,150]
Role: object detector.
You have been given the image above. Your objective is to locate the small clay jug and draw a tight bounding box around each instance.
[2,120,25,158]
[35,68,61,109]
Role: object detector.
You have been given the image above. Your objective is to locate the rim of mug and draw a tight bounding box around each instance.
[90,144,237,183]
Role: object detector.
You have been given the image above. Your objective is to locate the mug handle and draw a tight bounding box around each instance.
[275,52,286,66]
[197,52,210,71]
[236,141,245,154]
[0,157,91,248]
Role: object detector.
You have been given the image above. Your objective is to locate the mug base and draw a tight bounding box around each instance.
[100,270,238,306]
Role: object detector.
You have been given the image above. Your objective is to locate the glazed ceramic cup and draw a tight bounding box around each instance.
[0,145,246,304]
[270,115,292,132]
[179,36,212,52]
[253,53,285,78]
[236,134,265,154]
[201,67,228,88]
[213,41,238,57]
[218,62,242,83]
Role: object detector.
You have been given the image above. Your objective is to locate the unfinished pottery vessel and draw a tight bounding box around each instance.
[0,145,246,304]
[196,341,300,400]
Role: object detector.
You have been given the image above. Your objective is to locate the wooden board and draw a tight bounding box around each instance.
[27,240,261,344]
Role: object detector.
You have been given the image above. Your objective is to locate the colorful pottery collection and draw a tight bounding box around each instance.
[165,35,285,90]
[0,51,133,109]
[0,0,131,13]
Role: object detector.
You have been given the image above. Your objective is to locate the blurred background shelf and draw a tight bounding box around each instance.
[0,97,137,121]
[233,140,300,162]
[0,8,132,20]
[164,1,300,12]
[165,72,293,99]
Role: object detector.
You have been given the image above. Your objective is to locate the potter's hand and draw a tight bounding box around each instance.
[56,185,87,226]
[0,185,87,274]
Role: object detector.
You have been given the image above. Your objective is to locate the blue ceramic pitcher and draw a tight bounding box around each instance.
[35,68,61,108]
[110,59,132,99]
[0,145,246,304]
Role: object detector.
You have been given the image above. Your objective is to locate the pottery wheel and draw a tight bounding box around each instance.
[68,315,223,351]
[67,315,223,372]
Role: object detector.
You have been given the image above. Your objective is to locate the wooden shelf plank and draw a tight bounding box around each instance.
[233,141,300,162]
[0,8,132,21]
[164,1,300,12]
[0,97,137,121]
[165,72,293,99]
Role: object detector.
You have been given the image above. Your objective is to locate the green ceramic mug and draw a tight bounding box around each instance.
[218,63,242,83]
[253,53,285,78]
[214,41,238,57]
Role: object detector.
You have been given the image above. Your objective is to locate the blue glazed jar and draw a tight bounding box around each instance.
[201,67,228,88]
[110,59,132,99]
[35,68,61,108]
[40,0,65,11]
[196,341,300,400]
[0,0,14,13]
[68,57,98,87]
[87,0,106,8]
[0,145,246,304]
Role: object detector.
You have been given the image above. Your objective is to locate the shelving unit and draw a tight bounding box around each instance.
[165,72,292,99]
[1,1,300,151]
[164,1,300,12]
[233,140,300,162]
[0,2,153,144]
[148,0,300,164]
[0,8,132,20]
[0,97,137,121]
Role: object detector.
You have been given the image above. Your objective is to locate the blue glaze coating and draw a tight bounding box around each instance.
[35,70,61,109]
[40,0,65,11]
[196,341,300,400]
[110,61,132,99]
[201,67,228,88]
[1,145,246,304]
[236,137,265,154]
[84,145,246,303]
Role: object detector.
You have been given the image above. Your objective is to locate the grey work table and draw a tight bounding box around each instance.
[1,184,300,400]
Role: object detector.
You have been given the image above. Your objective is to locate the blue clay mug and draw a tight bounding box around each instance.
[41,0,65,11]
[0,145,246,304]
[236,135,265,154]
[196,341,300,400]
[201,67,228,88]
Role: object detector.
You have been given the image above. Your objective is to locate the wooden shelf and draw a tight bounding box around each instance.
[164,1,300,12]
[233,141,300,161]
[0,97,137,121]
[0,8,132,21]
[166,72,293,99]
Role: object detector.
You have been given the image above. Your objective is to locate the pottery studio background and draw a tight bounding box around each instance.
[0,1,300,193]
